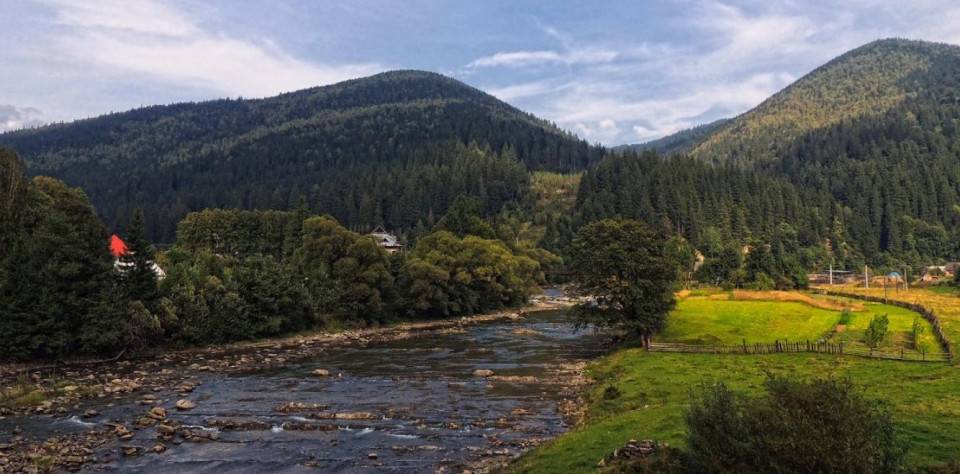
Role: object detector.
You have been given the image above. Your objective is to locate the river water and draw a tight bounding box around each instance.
[2,310,608,472]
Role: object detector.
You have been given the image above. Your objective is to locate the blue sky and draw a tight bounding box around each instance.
[3,1,960,145]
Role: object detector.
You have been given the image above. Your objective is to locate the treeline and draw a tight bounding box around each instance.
[572,147,960,286]
[0,149,550,360]
[571,152,836,288]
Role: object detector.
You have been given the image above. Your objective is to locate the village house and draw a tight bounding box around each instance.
[109,234,166,279]
[921,262,959,282]
[368,226,403,254]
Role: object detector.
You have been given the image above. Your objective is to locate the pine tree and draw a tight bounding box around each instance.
[120,208,159,307]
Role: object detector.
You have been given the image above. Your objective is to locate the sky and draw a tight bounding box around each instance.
[3,1,960,145]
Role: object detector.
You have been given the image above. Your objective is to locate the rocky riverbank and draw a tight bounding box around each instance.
[1,297,592,472]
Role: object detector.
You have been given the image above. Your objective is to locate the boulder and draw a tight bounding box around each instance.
[175,399,196,411]
[472,369,495,377]
[312,369,331,377]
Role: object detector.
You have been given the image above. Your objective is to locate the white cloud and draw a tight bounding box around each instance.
[467,48,618,68]
[0,104,45,132]
[40,0,383,98]
[486,80,570,101]
[478,1,960,145]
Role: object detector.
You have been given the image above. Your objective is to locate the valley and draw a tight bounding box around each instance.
[1,29,960,473]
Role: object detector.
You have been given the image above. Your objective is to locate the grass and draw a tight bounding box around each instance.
[511,351,960,473]
[512,291,960,473]
[0,373,100,411]
[818,286,960,355]
[661,294,939,356]
[660,298,839,344]
[826,301,944,355]
[927,285,959,296]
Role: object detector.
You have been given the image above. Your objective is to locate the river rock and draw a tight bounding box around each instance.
[150,443,167,454]
[156,424,177,436]
[121,445,144,457]
[175,399,196,411]
[274,402,328,413]
[148,407,167,420]
[472,369,495,377]
[82,409,99,419]
[204,417,271,431]
[312,369,331,377]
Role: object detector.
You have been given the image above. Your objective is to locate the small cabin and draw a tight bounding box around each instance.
[368,226,403,254]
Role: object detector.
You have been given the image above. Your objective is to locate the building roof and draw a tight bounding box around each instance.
[109,234,128,258]
[369,226,402,248]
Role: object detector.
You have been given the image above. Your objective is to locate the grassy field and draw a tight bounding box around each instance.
[659,298,838,344]
[511,351,960,473]
[661,292,939,355]
[817,286,960,354]
[512,291,960,473]
[826,301,944,356]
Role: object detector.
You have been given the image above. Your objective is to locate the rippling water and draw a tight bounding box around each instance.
[3,310,608,472]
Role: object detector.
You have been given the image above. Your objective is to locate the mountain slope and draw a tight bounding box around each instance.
[579,39,960,266]
[692,39,958,164]
[0,71,602,240]
[614,118,730,156]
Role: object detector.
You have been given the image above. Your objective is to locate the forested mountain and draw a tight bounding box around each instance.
[580,39,960,269]
[0,70,602,241]
[614,119,729,156]
[691,39,958,165]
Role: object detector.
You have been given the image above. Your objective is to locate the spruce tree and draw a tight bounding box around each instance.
[120,208,159,307]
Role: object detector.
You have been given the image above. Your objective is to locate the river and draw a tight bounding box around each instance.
[1,309,608,472]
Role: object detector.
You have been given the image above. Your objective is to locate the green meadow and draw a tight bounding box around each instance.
[512,293,960,473]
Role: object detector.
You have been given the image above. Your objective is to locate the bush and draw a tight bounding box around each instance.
[838,308,853,325]
[685,377,905,473]
[865,314,890,348]
[912,316,926,350]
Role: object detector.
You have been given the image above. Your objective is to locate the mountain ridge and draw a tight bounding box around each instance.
[0,70,602,241]
[691,38,960,164]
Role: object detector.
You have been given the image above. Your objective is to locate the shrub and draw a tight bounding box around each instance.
[685,377,905,473]
[865,314,890,348]
[911,316,926,350]
[603,385,622,400]
[838,308,853,325]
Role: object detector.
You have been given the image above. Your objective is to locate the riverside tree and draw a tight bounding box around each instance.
[568,218,677,347]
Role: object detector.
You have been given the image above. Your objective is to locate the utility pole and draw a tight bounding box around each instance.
[865,265,869,289]
[829,262,833,286]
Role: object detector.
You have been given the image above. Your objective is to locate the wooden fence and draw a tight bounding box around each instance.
[814,289,953,360]
[648,340,951,363]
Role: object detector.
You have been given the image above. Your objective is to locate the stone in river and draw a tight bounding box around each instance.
[312,369,331,377]
[472,369,495,377]
[175,399,196,411]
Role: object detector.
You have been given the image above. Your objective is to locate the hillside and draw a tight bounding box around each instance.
[578,39,960,266]
[0,70,602,241]
[613,118,729,156]
[691,39,959,164]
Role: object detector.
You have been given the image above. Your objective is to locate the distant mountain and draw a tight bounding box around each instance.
[613,119,729,156]
[691,39,960,165]
[0,70,602,241]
